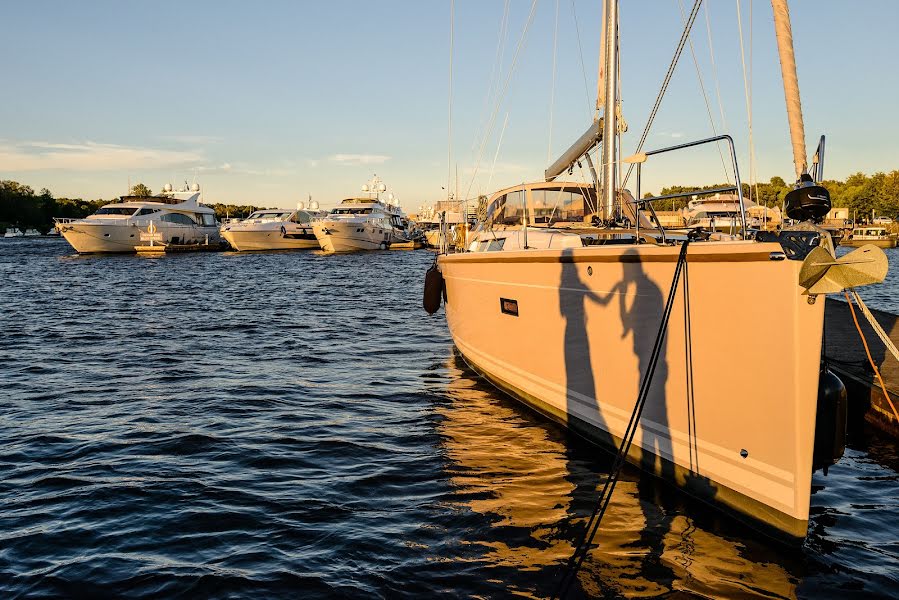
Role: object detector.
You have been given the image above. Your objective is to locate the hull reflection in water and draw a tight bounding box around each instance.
[436,353,797,598]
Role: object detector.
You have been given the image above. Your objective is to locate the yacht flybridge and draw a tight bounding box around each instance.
[55,183,220,253]
[312,175,413,252]
[221,202,326,251]
[427,0,889,544]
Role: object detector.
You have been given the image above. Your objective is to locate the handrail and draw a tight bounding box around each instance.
[635,134,746,236]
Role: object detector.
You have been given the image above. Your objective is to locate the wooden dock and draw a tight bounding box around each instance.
[825,298,899,437]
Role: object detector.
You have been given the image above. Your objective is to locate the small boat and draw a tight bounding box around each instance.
[312,175,413,252]
[418,200,469,249]
[3,227,24,238]
[23,228,42,237]
[54,183,221,253]
[221,203,326,251]
[839,226,897,248]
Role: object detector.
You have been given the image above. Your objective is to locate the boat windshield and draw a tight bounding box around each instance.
[472,184,596,240]
[248,211,290,220]
[94,207,138,216]
[331,208,373,215]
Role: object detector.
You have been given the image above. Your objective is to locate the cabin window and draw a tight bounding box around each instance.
[486,190,526,227]
[137,208,159,216]
[200,213,217,226]
[530,187,593,224]
[160,213,197,225]
[291,211,311,224]
[95,207,138,216]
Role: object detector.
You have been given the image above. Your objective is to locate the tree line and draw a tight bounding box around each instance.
[653,171,899,218]
[0,181,266,233]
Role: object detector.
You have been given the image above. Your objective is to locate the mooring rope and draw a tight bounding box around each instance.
[552,241,690,599]
[843,290,899,424]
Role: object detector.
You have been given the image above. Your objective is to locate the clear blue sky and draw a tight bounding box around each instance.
[1,1,896,210]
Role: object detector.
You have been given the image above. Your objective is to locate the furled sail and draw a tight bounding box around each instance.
[771,0,807,180]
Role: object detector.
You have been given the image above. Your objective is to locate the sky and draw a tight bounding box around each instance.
[2,0,898,211]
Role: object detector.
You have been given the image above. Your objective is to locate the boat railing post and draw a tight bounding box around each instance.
[636,163,641,242]
[725,135,747,235]
[521,184,528,250]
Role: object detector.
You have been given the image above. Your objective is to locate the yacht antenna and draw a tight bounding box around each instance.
[600,0,618,221]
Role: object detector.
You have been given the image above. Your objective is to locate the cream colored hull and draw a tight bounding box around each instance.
[839,237,896,249]
[438,241,823,540]
[313,221,393,253]
[60,222,220,253]
[221,228,318,251]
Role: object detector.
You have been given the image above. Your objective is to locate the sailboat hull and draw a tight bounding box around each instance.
[438,241,823,541]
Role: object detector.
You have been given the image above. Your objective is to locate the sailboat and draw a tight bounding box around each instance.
[428,0,887,541]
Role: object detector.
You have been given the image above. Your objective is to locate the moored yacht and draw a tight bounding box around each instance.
[418,199,469,249]
[313,175,412,252]
[221,202,326,251]
[4,227,24,238]
[55,183,221,253]
[428,0,888,545]
[839,226,898,248]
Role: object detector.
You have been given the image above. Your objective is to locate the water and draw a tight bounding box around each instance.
[1,237,897,599]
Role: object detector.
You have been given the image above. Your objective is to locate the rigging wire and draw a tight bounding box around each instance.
[736,0,758,205]
[447,0,455,202]
[569,0,594,118]
[704,2,728,134]
[548,0,560,164]
[676,0,732,184]
[622,0,704,188]
[463,0,540,204]
[472,0,512,157]
[487,112,511,192]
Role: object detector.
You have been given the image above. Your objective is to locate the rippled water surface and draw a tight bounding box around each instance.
[1,238,897,598]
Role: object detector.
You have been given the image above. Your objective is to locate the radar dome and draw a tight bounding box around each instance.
[297,201,306,210]
[191,183,200,192]
[310,201,320,210]
[362,184,370,192]
[378,183,387,192]
[163,183,173,192]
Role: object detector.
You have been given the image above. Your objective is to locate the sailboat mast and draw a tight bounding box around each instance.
[770,0,807,180]
[600,0,618,220]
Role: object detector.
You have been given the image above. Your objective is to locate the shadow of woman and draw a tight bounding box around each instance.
[557,247,678,594]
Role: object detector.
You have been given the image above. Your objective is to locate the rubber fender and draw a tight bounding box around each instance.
[813,367,847,473]
[423,264,444,314]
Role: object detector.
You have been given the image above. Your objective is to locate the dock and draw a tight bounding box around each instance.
[825,297,899,437]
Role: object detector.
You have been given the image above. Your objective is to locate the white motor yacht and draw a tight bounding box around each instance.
[313,175,412,252]
[221,203,326,251]
[4,227,24,238]
[23,228,42,237]
[682,193,757,233]
[55,183,221,253]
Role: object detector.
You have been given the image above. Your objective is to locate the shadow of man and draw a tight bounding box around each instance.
[557,247,679,594]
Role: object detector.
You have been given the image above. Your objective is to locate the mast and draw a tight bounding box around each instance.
[770,0,807,180]
[600,0,618,220]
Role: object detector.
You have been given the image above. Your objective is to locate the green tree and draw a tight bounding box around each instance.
[130,183,152,197]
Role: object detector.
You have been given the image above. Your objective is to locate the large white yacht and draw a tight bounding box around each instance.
[221,202,326,251]
[55,183,220,253]
[312,175,412,252]
[4,227,24,238]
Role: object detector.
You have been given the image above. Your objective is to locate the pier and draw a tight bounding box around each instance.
[825,298,899,437]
